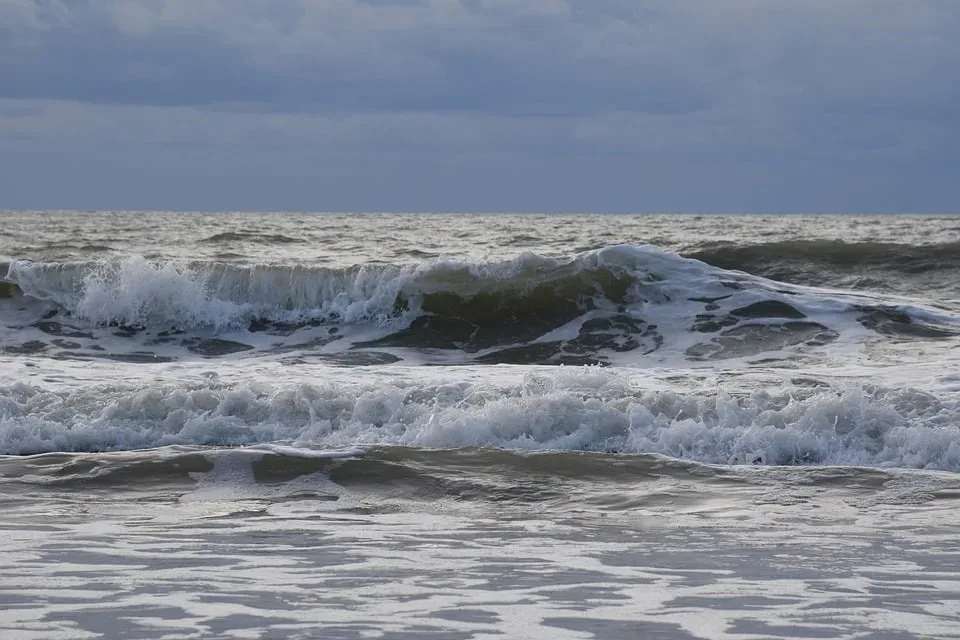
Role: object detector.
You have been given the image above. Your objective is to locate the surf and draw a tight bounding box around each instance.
[2,245,958,367]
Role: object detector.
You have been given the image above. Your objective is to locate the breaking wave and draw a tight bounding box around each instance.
[5,250,639,329]
[0,370,957,470]
[3,245,959,365]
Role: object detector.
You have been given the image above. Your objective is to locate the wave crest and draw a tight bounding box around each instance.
[1,247,677,330]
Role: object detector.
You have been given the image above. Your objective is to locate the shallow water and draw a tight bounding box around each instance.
[2,447,959,639]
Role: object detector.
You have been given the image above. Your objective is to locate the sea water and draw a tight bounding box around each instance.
[1,211,958,639]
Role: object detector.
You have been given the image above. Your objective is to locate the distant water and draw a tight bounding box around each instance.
[2,211,959,639]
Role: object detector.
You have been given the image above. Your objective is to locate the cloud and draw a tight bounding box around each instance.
[3,1,958,120]
[3,0,947,116]
[0,0,958,211]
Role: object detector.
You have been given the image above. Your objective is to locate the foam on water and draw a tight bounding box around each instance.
[1,369,958,470]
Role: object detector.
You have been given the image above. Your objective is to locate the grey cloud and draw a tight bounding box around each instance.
[0,0,958,212]
[0,26,255,107]
[1,0,953,125]
[2,1,956,123]
[0,1,740,115]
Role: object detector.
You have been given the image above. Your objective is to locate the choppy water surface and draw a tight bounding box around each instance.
[1,211,959,639]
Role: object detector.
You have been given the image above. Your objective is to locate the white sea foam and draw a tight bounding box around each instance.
[1,370,958,470]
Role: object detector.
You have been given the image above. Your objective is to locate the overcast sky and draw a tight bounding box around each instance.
[1,0,957,212]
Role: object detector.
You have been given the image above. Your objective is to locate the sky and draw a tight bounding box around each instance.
[0,0,958,213]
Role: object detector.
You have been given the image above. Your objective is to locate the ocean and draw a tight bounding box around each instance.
[1,211,959,639]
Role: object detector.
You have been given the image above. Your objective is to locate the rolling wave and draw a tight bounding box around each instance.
[690,239,960,271]
[2,246,959,365]
[687,240,960,293]
[1,246,726,330]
